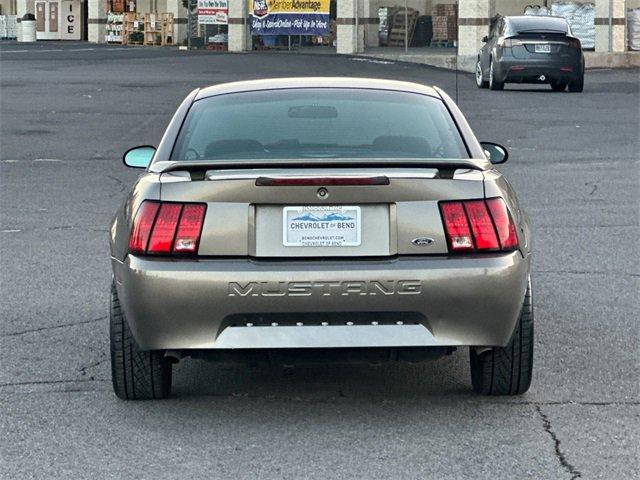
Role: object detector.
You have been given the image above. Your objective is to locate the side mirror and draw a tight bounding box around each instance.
[482,35,489,43]
[480,142,509,164]
[123,146,156,168]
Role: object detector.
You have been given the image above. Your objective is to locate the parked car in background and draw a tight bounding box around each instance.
[110,78,533,400]
[476,15,585,92]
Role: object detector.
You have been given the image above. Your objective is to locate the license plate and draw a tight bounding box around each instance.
[283,206,361,247]
[535,44,551,53]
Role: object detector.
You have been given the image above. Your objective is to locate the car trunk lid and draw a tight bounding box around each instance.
[507,33,578,58]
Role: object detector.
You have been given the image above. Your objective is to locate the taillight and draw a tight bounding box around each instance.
[128,201,206,255]
[567,37,581,49]
[464,200,500,250]
[128,201,160,254]
[440,198,518,254]
[255,176,389,186]
[439,202,474,252]
[486,198,518,250]
[174,204,206,253]
[500,38,522,48]
[147,203,183,253]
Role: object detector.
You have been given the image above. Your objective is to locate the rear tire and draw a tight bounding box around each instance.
[489,59,504,91]
[550,80,567,92]
[110,281,172,400]
[470,278,533,395]
[475,59,488,88]
[568,73,584,92]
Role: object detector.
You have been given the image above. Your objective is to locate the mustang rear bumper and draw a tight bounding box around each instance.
[112,252,530,350]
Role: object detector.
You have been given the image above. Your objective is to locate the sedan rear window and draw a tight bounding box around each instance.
[509,16,569,34]
[170,88,468,161]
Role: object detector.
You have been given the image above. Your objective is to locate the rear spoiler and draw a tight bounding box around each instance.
[150,158,490,175]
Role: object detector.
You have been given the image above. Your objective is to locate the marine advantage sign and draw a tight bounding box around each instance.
[249,0,330,36]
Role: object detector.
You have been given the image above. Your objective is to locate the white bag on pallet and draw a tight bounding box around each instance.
[524,6,551,16]
[551,2,595,49]
[6,15,17,38]
[628,8,640,51]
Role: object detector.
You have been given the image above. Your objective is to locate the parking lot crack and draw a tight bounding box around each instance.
[535,269,639,278]
[78,354,108,377]
[536,405,583,480]
[0,378,109,388]
[1,316,106,337]
[106,174,128,193]
[506,400,639,406]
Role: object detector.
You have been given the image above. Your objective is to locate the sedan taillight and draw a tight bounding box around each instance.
[128,201,206,255]
[439,198,518,253]
[567,37,581,49]
[500,38,523,48]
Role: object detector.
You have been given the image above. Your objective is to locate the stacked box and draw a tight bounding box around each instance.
[431,4,457,42]
[0,16,6,39]
[431,15,457,41]
[431,4,457,17]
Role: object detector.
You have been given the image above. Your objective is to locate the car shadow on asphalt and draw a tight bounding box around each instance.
[169,349,477,401]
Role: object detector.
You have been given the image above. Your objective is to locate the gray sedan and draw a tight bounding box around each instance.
[110,78,533,399]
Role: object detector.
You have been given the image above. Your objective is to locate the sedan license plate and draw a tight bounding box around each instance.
[283,206,361,247]
[535,44,551,53]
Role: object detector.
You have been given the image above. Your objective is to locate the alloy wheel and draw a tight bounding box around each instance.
[475,61,484,87]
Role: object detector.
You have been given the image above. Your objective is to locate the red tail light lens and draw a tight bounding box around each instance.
[129,201,206,255]
[128,201,160,254]
[486,198,518,250]
[148,203,183,253]
[256,176,389,186]
[174,204,206,253]
[463,200,500,250]
[440,198,518,254]
[439,202,474,252]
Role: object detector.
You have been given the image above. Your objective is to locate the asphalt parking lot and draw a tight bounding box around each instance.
[0,42,638,479]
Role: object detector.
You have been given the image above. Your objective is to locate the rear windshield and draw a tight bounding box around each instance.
[509,16,568,34]
[170,88,468,161]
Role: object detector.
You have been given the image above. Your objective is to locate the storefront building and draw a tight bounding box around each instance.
[10,0,187,41]
[230,0,639,68]
[88,0,188,44]
[13,0,85,39]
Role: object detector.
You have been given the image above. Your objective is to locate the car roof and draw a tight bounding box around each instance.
[505,15,569,33]
[195,77,441,101]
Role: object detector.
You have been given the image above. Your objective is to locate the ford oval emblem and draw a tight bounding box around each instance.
[411,237,435,246]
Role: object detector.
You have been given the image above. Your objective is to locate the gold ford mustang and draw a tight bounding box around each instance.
[109,78,533,399]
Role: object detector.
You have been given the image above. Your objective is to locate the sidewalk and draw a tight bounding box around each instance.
[359,46,458,70]
[357,46,640,72]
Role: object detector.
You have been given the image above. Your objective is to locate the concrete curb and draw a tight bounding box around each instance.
[355,50,640,73]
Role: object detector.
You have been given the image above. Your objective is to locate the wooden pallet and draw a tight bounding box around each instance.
[122,12,143,45]
[387,8,418,47]
[160,13,174,46]
[144,13,161,45]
